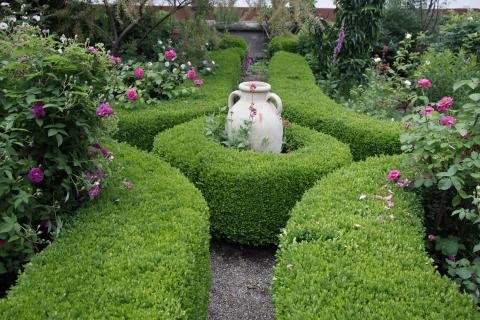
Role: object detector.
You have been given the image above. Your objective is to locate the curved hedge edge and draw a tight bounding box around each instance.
[153,117,352,245]
[218,34,248,52]
[273,155,477,319]
[267,34,299,57]
[115,47,245,151]
[268,51,403,160]
[0,142,210,320]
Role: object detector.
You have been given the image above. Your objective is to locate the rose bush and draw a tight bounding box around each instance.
[0,25,113,276]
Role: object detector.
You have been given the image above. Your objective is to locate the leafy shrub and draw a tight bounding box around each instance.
[0,142,211,319]
[218,34,248,52]
[267,34,299,57]
[400,78,480,303]
[0,26,113,275]
[268,52,403,160]
[115,47,245,151]
[153,117,352,245]
[273,155,478,319]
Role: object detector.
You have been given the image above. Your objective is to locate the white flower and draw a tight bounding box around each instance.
[404,80,411,87]
[60,34,67,43]
[180,64,185,70]
[425,60,431,65]
[22,16,28,20]
[32,15,41,22]
[405,33,412,39]
[373,57,381,63]
[187,61,191,66]
[468,16,474,21]
[202,60,208,65]
[8,16,16,22]
[147,62,153,67]
[158,40,163,45]
[57,48,63,54]
[1,2,9,7]
[20,4,25,10]
[206,67,211,72]
[0,22,8,30]
[172,68,177,73]
[212,60,215,65]
[164,61,170,67]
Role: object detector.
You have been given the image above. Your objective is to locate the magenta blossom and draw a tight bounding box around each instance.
[397,179,410,187]
[249,103,257,117]
[427,234,435,241]
[448,255,456,262]
[108,55,121,64]
[187,69,197,80]
[440,115,456,127]
[437,96,453,113]
[0,239,5,248]
[100,147,113,159]
[87,46,98,55]
[28,167,44,184]
[420,105,435,116]
[31,103,46,118]
[404,121,411,130]
[250,83,257,92]
[97,168,105,180]
[194,79,203,87]
[134,68,145,79]
[89,184,100,198]
[387,170,401,181]
[164,49,177,61]
[96,103,115,117]
[127,88,137,101]
[85,172,95,183]
[123,180,133,189]
[417,79,432,88]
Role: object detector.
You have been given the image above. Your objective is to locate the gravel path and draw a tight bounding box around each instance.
[208,240,276,320]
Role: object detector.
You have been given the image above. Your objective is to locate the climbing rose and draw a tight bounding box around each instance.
[108,55,121,64]
[96,103,115,117]
[89,184,100,198]
[187,69,197,80]
[427,234,435,241]
[437,97,453,113]
[28,167,44,184]
[164,49,177,61]
[194,79,203,87]
[417,79,432,88]
[31,103,46,118]
[134,68,145,79]
[387,170,401,181]
[127,88,137,101]
[440,115,456,127]
[123,180,133,189]
[420,105,435,116]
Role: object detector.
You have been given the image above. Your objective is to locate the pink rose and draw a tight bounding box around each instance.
[194,79,203,87]
[164,49,177,61]
[108,55,121,64]
[427,234,435,241]
[448,255,456,262]
[440,115,456,127]
[134,68,145,79]
[420,105,434,116]
[187,69,197,80]
[417,79,432,88]
[127,88,137,101]
[404,121,411,130]
[387,170,401,181]
[437,96,453,113]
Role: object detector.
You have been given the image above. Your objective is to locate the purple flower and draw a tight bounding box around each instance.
[437,96,453,113]
[96,103,115,117]
[31,103,46,118]
[87,46,99,55]
[108,55,121,64]
[427,234,435,241]
[123,180,132,189]
[127,88,137,101]
[89,184,100,198]
[387,170,401,181]
[448,255,456,262]
[397,179,410,187]
[440,115,456,127]
[134,68,145,79]
[28,167,44,184]
[97,168,105,180]
[334,22,345,58]
[85,172,95,183]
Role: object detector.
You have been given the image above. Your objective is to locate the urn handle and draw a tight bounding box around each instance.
[267,92,283,115]
[228,90,242,109]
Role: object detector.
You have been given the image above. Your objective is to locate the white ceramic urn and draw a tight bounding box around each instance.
[226,81,283,153]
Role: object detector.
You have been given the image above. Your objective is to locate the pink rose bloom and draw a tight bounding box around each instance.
[417,78,432,88]
[134,68,145,79]
[187,69,197,80]
[387,169,401,181]
[28,167,44,184]
[440,115,456,127]
[437,96,453,113]
[89,184,100,198]
[108,55,121,64]
[448,255,456,262]
[127,88,137,101]
[397,179,410,187]
[96,103,115,117]
[420,105,434,116]
[164,49,177,61]
[404,121,411,129]
[427,234,435,241]
[194,79,203,87]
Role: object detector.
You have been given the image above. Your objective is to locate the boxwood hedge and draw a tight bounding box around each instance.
[267,34,299,57]
[273,155,478,319]
[0,142,210,319]
[115,47,245,151]
[153,117,352,245]
[218,34,248,53]
[268,52,403,160]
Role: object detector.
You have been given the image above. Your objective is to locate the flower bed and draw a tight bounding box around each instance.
[153,117,352,245]
[0,142,210,319]
[268,52,403,160]
[273,155,477,319]
[115,47,246,151]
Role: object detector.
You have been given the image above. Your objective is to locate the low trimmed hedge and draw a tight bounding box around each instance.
[268,52,403,160]
[267,34,299,57]
[153,117,352,245]
[273,155,478,319]
[0,142,210,319]
[218,34,248,52]
[115,47,245,151]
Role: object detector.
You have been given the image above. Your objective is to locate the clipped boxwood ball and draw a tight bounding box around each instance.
[153,117,352,245]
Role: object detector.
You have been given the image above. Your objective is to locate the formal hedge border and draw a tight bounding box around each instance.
[153,117,352,245]
[267,34,299,57]
[218,34,248,53]
[0,142,210,319]
[268,52,403,160]
[115,47,245,151]
[273,155,478,319]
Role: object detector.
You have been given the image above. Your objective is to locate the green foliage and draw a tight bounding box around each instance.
[115,47,245,151]
[273,155,478,319]
[268,52,403,160]
[267,34,299,57]
[0,142,210,319]
[0,27,112,275]
[218,34,248,52]
[414,50,479,105]
[153,117,352,245]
